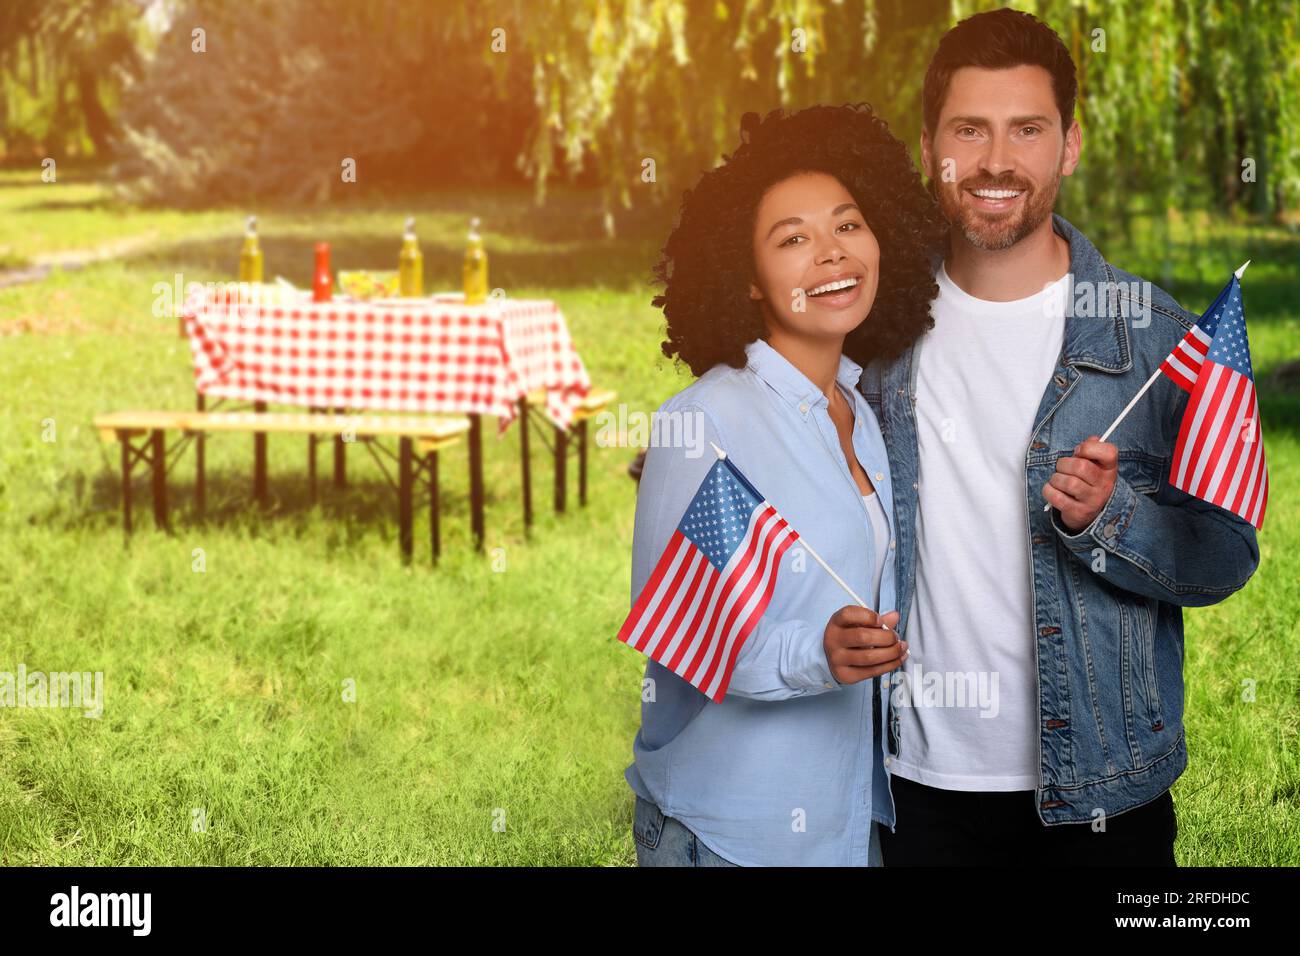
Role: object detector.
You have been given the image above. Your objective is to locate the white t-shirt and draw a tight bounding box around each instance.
[861,491,890,613]
[890,263,1067,791]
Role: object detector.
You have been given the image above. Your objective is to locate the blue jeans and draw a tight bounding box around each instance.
[633,795,884,866]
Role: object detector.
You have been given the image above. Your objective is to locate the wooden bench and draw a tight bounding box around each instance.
[94,410,470,563]
[517,387,617,528]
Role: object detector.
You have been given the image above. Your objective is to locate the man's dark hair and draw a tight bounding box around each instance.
[922,7,1078,136]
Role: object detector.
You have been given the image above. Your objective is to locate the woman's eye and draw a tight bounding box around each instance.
[778,235,804,247]
[837,221,861,233]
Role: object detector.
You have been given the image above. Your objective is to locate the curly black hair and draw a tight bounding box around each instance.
[653,103,945,377]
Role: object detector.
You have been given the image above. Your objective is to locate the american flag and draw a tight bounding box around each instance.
[1160,274,1268,529]
[617,454,800,702]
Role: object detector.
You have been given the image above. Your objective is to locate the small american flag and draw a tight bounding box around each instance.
[1160,274,1269,529]
[618,453,800,702]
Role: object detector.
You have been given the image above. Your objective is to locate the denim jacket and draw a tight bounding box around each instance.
[858,214,1261,824]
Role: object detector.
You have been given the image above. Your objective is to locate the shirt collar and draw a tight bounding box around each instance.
[743,337,864,412]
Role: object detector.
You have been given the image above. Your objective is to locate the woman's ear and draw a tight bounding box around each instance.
[748,281,763,301]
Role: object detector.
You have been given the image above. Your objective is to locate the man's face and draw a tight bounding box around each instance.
[922,64,1081,250]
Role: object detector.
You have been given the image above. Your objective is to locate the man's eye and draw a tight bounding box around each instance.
[1021,126,1040,136]
[957,126,979,137]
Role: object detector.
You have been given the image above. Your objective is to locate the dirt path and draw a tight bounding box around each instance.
[0,231,162,290]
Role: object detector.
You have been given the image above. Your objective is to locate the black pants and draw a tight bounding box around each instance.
[879,774,1177,866]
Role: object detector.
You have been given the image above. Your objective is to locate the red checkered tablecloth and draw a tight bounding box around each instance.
[181,290,591,434]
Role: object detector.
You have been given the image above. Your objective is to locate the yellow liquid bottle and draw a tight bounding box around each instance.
[239,215,263,283]
[399,216,423,297]
[463,216,488,305]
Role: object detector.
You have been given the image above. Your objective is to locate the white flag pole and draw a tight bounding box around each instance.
[1043,260,1251,511]
[709,441,900,641]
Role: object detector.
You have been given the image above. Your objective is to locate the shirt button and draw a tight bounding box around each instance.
[889,540,896,550]
[875,472,884,481]
[799,403,809,414]
[883,757,893,767]
[824,681,835,689]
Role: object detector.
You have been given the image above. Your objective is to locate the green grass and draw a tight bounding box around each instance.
[0,171,1296,865]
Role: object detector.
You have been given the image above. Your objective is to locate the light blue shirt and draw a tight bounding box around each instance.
[624,337,898,866]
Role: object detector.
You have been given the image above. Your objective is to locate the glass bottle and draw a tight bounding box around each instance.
[462,216,488,305]
[399,216,423,298]
[239,215,263,283]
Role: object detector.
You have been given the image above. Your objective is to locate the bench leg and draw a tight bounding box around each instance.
[195,392,206,517]
[119,432,133,539]
[398,436,414,564]
[151,428,169,532]
[469,413,484,552]
[519,397,533,532]
[578,419,589,507]
[253,400,268,507]
[553,423,567,514]
[428,450,440,565]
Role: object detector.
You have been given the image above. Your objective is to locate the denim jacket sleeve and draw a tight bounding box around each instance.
[630,401,838,701]
[1049,468,1260,607]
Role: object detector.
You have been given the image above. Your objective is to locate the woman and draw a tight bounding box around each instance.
[624,104,944,866]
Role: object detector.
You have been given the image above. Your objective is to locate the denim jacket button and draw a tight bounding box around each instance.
[1103,520,1117,538]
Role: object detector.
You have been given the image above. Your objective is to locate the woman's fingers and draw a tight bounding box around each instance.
[835,632,908,667]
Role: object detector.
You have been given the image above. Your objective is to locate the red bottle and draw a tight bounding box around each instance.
[313,242,332,302]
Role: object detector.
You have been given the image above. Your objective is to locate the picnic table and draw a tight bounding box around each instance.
[179,287,596,550]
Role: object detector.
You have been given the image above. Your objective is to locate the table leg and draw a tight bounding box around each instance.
[578,419,589,507]
[308,432,317,504]
[253,400,268,507]
[553,423,567,514]
[428,450,440,566]
[333,405,346,488]
[519,398,533,531]
[195,392,206,518]
[399,436,414,564]
[469,413,484,552]
[151,428,168,532]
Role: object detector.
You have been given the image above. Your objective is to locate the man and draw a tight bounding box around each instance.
[859,7,1260,865]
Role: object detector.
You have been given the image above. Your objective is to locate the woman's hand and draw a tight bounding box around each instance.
[823,606,906,685]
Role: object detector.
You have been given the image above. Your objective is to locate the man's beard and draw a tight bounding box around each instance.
[933,168,1061,251]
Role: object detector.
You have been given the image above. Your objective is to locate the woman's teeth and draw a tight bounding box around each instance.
[807,277,859,296]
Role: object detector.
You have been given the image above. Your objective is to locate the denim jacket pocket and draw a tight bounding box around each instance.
[1116,451,1165,496]
[1122,594,1165,734]
[632,795,666,850]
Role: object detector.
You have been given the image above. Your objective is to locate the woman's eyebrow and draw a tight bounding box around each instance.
[764,203,861,240]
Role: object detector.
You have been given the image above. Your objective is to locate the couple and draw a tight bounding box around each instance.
[623,8,1260,867]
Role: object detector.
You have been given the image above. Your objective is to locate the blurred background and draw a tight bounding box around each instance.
[0,0,1296,865]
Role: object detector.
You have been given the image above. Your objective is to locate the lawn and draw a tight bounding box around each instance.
[0,169,1296,865]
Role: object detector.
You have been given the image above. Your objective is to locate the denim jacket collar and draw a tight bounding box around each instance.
[744,336,864,412]
[1052,213,1133,375]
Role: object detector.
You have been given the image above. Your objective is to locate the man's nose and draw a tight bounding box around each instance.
[979,132,1015,177]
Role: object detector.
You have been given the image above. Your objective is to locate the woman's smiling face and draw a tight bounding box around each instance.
[749,170,880,340]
